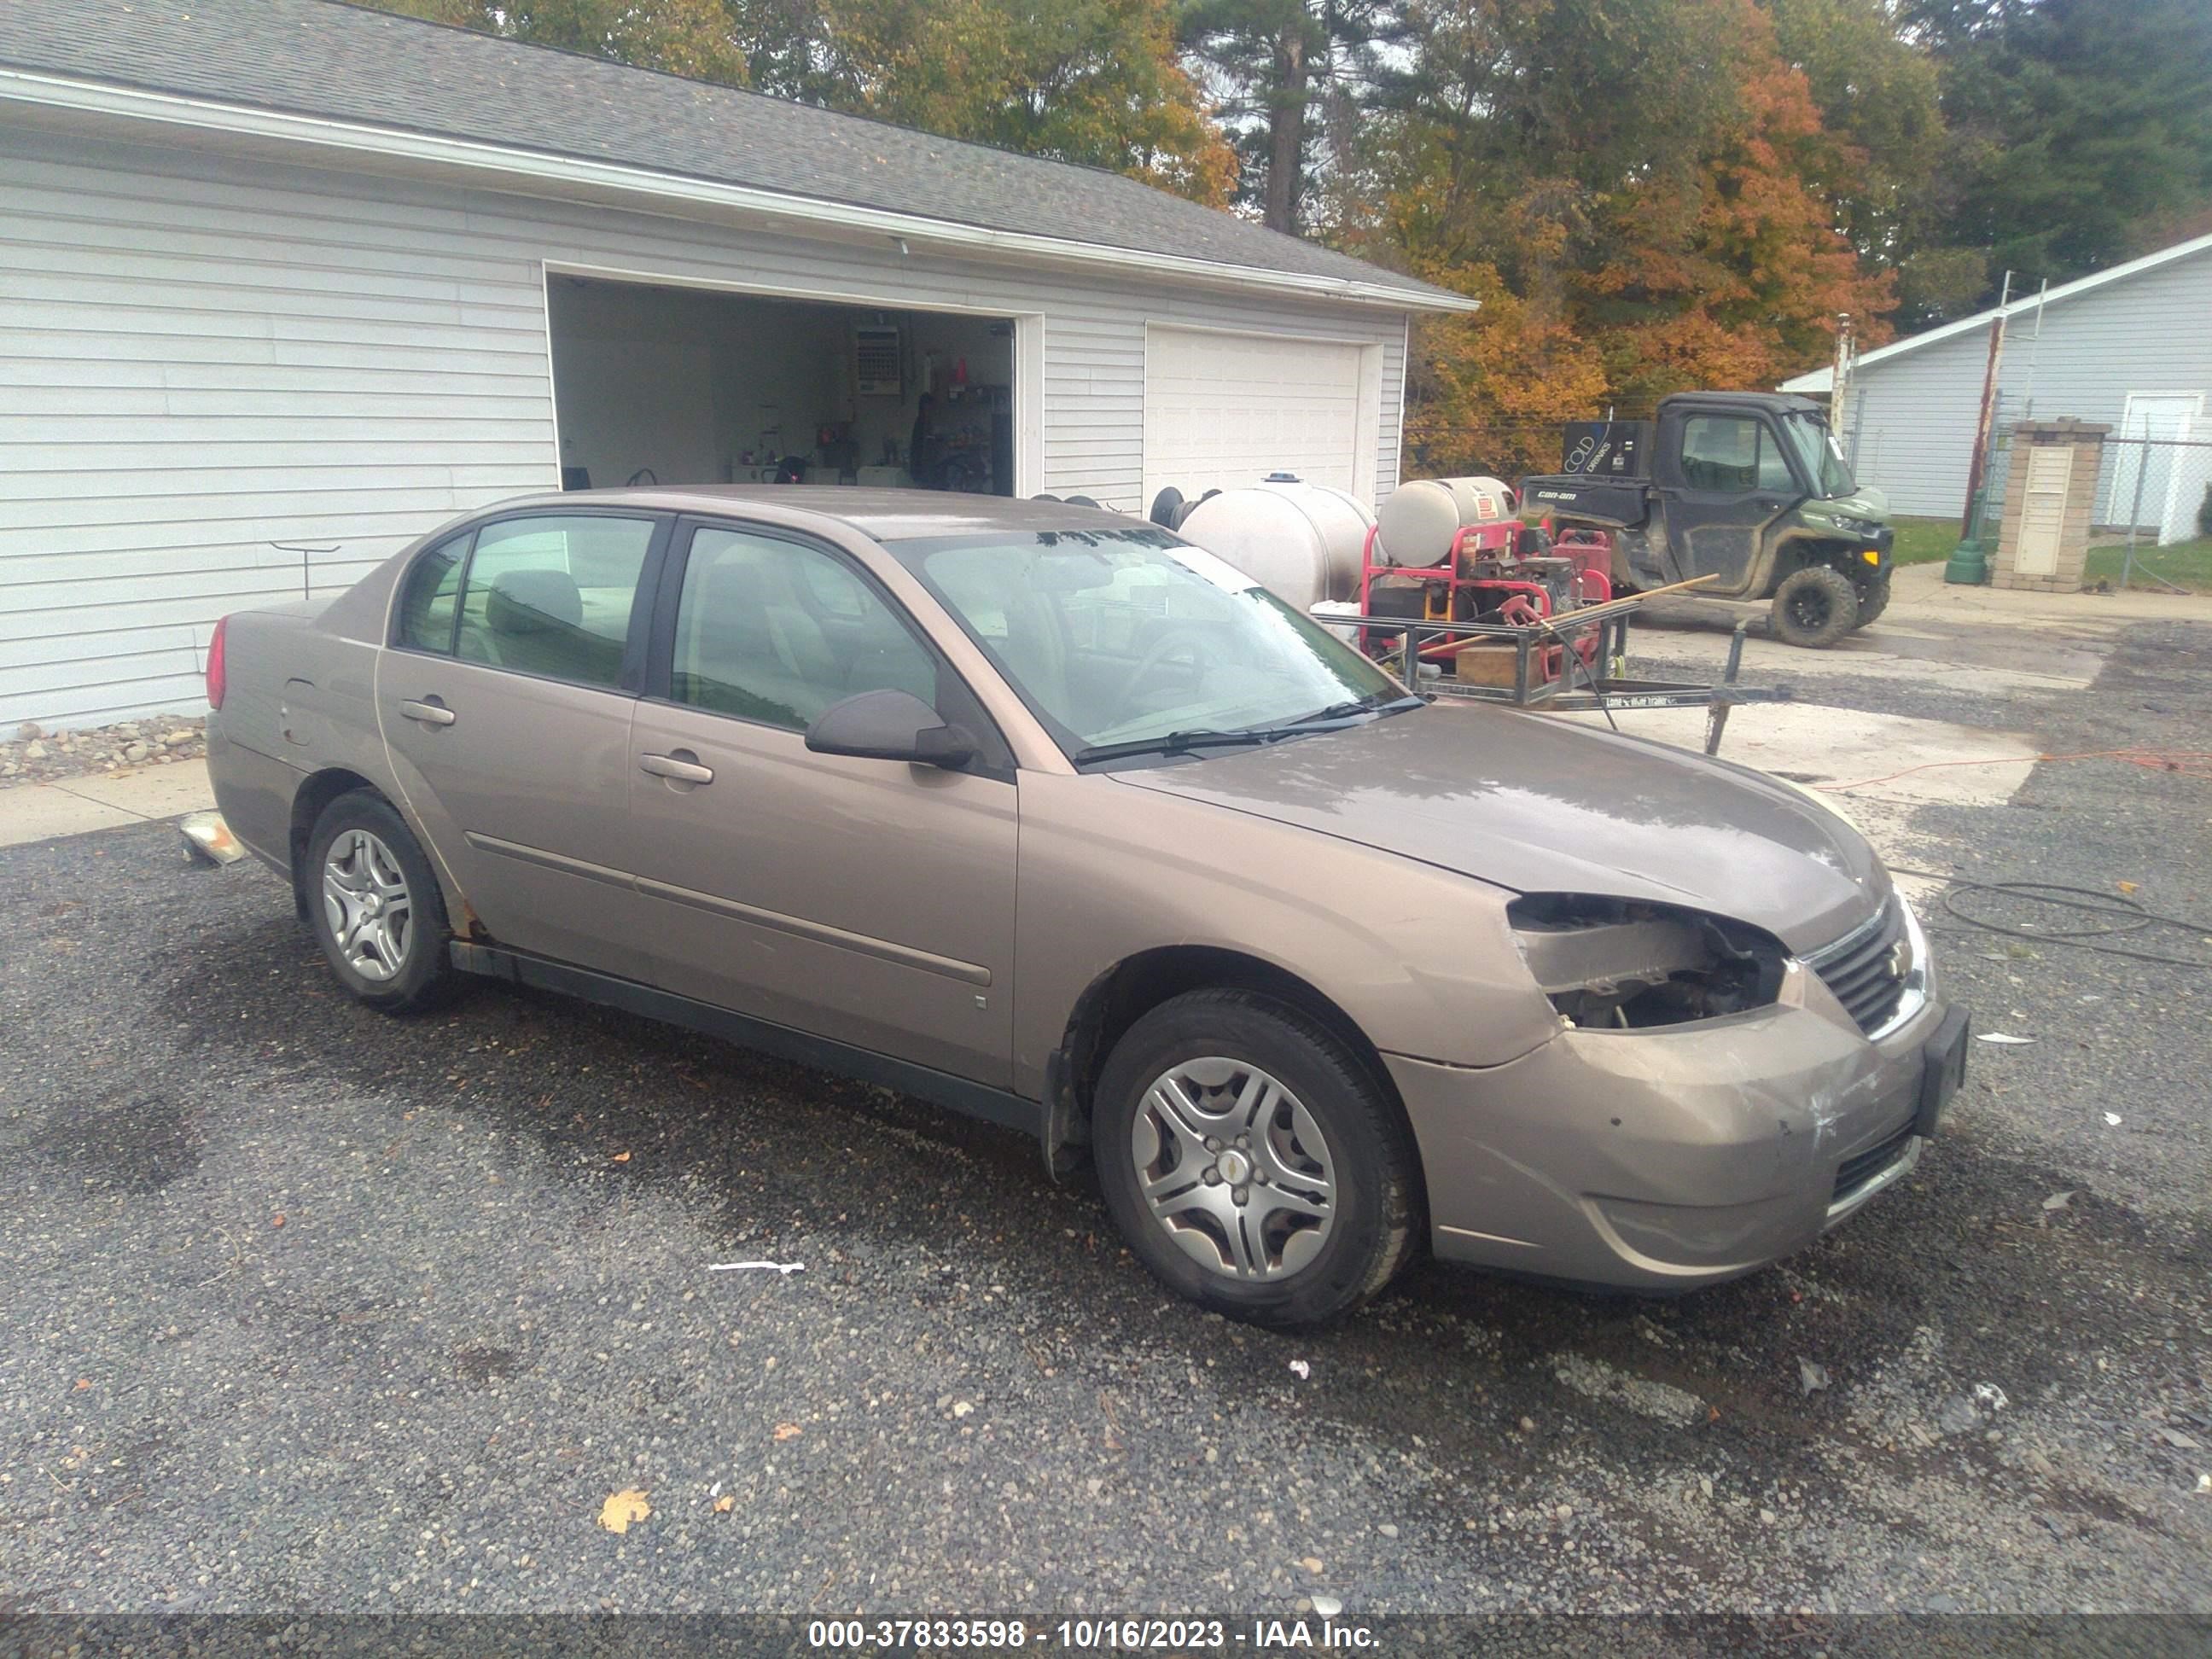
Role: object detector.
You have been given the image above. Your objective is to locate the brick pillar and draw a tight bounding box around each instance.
[1991,419,2110,592]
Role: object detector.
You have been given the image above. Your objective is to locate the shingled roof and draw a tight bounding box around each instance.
[0,0,1464,311]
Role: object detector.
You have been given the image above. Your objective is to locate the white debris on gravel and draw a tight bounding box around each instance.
[1551,1353,1707,1427]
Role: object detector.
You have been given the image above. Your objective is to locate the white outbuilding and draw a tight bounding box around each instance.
[0,0,1469,727]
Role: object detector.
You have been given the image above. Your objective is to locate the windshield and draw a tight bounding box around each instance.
[886,526,1401,760]
[1780,411,1857,498]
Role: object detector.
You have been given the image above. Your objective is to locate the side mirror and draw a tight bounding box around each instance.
[805,689,975,770]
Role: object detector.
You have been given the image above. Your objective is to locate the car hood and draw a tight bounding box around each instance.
[1115,701,1890,954]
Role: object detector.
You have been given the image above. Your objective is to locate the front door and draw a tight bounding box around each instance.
[1656,410,1801,596]
[378,509,667,981]
[626,520,1018,1086]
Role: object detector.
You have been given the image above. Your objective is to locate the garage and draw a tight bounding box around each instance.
[0,0,1468,729]
[1143,324,1381,509]
[548,274,1019,495]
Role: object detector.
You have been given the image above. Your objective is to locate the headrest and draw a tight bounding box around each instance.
[486,568,582,635]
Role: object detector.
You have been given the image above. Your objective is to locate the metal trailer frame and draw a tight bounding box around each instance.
[1325,600,1790,757]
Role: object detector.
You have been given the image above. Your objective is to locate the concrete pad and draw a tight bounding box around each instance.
[0,788,145,848]
[0,759,213,849]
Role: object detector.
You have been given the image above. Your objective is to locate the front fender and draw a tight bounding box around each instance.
[1010,771,1561,1097]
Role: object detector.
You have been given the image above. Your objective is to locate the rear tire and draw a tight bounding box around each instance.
[1770,565,1859,649]
[1092,990,1419,1327]
[304,790,454,1013]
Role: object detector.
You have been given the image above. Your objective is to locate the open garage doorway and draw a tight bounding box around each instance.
[545,271,1022,497]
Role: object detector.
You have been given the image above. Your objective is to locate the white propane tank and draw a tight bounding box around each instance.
[1172,478,1374,612]
[1372,474,1518,566]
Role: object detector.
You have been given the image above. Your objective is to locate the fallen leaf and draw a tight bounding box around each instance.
[2156,1427,2202,1450]
[2116,880,2139,895]
[773,1422,802,1441]
[2042,1190,2075,1212]
[1798,1358,1831,1395]
[271,1214,286,1228]
[2104,1113,2124,1126]
[73,1378,92,1391]
[598,1488,651,1534]
[611,1151,632,1163]
[713,1493,736,1513]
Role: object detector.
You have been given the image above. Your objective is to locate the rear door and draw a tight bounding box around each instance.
[1656,410,1802,596]
[378,509,669,981]
[626,518,1019,1086]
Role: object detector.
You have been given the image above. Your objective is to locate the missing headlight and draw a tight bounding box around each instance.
[1509,894,1788,1030]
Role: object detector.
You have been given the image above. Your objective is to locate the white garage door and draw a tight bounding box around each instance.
[1144,326,1371,509]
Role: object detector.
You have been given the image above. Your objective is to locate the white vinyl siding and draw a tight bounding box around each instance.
[0,123,1410,727]
[1840,246,2212,520]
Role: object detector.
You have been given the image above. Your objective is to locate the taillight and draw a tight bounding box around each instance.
[206,614,229,710]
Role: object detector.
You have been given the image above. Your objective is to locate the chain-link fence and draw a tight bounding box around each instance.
[2098,431,2212,592]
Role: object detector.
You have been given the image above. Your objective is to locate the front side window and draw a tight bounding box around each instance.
[1680,416,1796,495]
[887,526,1399,757]
[453,515,655,688]
[670,527,940,731]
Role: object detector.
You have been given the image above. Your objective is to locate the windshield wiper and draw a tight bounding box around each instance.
[1266,691,1427,731]
[1074,696,1423,765]
[1072,729,1276,764]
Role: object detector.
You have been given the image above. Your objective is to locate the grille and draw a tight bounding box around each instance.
[1806,901,1907,1034]
[1834,1122,1914,1200]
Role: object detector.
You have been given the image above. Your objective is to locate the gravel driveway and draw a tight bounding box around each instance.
[2,623,2207,1626]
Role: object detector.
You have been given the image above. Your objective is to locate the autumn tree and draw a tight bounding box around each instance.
[1364,0,1891,477]
[366,0,1237,206]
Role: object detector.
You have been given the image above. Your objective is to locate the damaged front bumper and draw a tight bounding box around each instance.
[1387,957,1960,1291]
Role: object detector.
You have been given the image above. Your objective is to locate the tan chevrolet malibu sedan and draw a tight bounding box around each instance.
[206,489,1966,1326]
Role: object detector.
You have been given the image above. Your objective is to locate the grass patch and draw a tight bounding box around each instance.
[1890,515,1963,566]
[2086,534,2212,593]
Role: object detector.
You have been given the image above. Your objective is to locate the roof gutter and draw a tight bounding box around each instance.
[0,66,1478,315]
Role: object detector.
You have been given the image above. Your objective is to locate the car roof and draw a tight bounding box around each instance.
[476,486,1149,542]
[1662,391,1825,416]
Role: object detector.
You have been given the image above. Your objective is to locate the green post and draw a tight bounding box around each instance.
[1946,451,1996,585]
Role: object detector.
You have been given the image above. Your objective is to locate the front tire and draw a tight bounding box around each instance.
[1093,990,1419,1327]
[305,790,454,1012]
[1852,572,1891,628]
[1770,565,1859,649]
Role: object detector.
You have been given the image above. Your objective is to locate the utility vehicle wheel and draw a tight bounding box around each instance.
[1093,990,1419,1327]
[1770,565,1859,649]
[1852,572,1891,628]
[305,790,454,1012]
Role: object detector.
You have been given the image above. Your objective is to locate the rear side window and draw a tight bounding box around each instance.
[453,515,655,689]
[395,534,468,654]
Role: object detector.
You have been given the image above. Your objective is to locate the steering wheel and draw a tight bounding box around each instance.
[1115,626,1211,703]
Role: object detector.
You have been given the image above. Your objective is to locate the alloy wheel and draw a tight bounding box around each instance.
[1129,1057,1338,1281]
[321,828,413,981]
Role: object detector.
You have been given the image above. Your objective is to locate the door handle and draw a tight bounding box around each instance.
[639,751,714,784]
[399,698,457,726]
